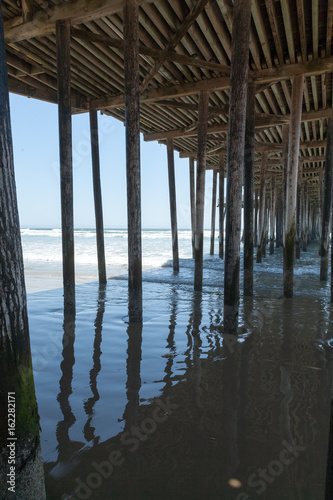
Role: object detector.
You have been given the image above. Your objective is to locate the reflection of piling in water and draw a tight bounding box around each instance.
[123,322,143,429]
[56,315,76,460]
[83,285,106,443]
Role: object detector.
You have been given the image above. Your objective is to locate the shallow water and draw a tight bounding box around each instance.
[27,239,333,499]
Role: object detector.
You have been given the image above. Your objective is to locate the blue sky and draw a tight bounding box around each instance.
[10,93,216,230]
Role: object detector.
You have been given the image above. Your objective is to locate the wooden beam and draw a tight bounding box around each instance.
[90,109,107,284]
[264,0,284,65]
[194,90,209,292]
[4,0,156,44]
[257,152,267,263]
[269,175,276,254]
[189,158,196,258]
[280,0,296,63]
[244,81,255,295]
[124,0,142,322]
[140,0,211,91]
[56,20,75,315]
[296,0,307,61]
[219,153,225,259]
[320,116,333,280]
[326,0,333,57]
[21,0,34,23]
[312,0,319,60]
[210,170,218,255]
[71,27,231,74]
[251,0,272,68]
[224,0,252,334]
[166,138,179,272]
[284,75,304,298]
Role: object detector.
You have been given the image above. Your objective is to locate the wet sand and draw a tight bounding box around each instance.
[26,241,333,499]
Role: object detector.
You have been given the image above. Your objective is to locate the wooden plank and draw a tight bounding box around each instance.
[296,0,307,61]
[194,90,209,292]
[312,0,319,59]
[284,75,304,298]
[71,27,231,74]
[244,81,255,295]
[56,20,75,316]
[124,0,142,322]
[140,0,211,91]
[326,0,333,57]
[167,138,179,272]
[224,0,252,333]
[264,0,284,65]
[210,170,218,255]
[280,0,296,63]
[4,0,156,44]
[21,0,34,23]
[89,109,107,284]
[251,0,272,68]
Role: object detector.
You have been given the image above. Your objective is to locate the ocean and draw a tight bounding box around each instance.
[22,228,333,499]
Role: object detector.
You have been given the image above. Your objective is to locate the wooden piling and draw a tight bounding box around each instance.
[282,124,289,247]
[224,0,252,333]
[244,81,255,296]
[257,152,267,263]
[124,0,142,322]
[302,182,308,251]
[254,188,259,247]
[296,160,303,259]
[320,116,333,280]
[219,153,225,259]
[89,109,107,284]
[210,170,217,255]
[284,75,304,298]
[167,138,179,272]
[194,90,209,291]
[56,20,75,316]
[270,176,276,255]
[189,158,196,258]
[0,6,45,495]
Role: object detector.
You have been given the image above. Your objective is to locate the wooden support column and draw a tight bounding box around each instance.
[243,81,255,296]
[254,188,259,247]
[124,0,142,322]
[282,124,289,247]
[257,152,267,263]
[296,161,303,259]
[302,182,308,251]
[284,75,304,298]
[189,158,196,258]
[219,153,225,259]
[56,20,75,316]
[320,116,333,280]
[0,6,45,496]
[194,90,209,291]
[89,110,107,284]
[276,188,283,248]
[210,170,217,255]
[319,171,324,248]
[224,0,252,333]
[167,138,179,272]
[270,176,276,255]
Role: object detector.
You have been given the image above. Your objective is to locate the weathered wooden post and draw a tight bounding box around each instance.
[284,75,304,298]
[302,182,308,251]
[282,124,289,247]
[320,117,333,281]
[194,90,209,291]
[257,152,267,263]
[269,175,276,254]
[89,110,107,284]
[219,153,225,259]
[189,158,196,258]
[254,188,259,247]
[224,0,252,333]
[124,0,142,322]
[210,169,217,255]
[244,81,255,296]
[296,160,303,259]
[56,20,75,315]
[167,138,179,272]
[0,4,45,495]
